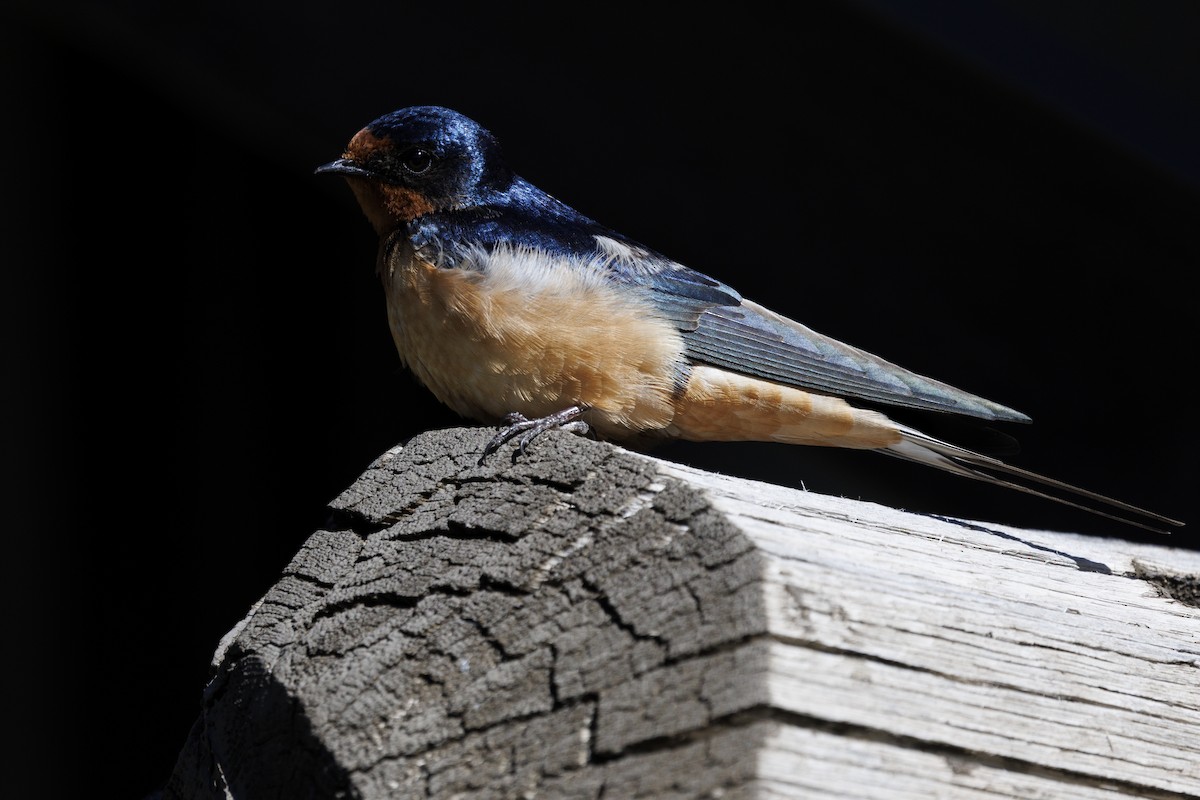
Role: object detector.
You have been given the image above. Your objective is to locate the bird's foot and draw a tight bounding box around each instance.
[479,406,591,465]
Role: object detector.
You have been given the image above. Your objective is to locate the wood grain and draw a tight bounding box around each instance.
[161,427,1199,799]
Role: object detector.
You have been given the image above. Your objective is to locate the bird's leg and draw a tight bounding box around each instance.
[479,405,591,464]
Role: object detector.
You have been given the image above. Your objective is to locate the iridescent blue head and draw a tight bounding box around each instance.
[316,106,515,227]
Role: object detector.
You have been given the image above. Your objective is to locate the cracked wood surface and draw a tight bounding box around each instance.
[162,427,1200,799]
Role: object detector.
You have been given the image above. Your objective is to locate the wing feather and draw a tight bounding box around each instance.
[679,299,1030,422]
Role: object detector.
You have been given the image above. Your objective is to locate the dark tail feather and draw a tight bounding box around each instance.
[885,425,1184,535]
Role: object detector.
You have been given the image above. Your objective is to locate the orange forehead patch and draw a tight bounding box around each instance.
[344,128,391,161]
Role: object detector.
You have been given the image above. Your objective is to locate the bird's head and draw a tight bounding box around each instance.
[316,105,513,235]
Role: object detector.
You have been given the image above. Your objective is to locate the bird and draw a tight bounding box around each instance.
[316,105,1182,534]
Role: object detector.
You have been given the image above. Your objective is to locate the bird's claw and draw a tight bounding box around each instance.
[478,406,590,465]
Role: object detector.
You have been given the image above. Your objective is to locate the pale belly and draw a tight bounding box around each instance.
[379,242,686,440]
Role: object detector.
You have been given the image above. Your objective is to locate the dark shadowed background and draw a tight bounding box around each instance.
[5,1,1197,795]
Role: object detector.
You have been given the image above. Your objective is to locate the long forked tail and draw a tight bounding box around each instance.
[884,424,1185,534]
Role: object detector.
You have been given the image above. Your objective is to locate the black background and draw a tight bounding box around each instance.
[6,1,1198,796]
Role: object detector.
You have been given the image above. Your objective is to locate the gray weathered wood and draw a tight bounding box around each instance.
[162,427,1199,799]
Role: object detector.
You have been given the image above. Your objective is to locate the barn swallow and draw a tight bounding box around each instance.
[317,105,1182,533]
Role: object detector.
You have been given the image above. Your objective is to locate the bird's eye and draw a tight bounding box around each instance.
[400,147,434,174]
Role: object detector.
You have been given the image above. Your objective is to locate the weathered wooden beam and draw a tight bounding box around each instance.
[162,427,1199,799]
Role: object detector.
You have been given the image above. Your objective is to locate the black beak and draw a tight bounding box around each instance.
[315,158,375,178]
